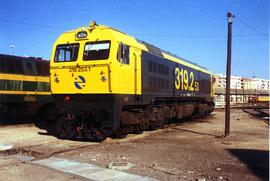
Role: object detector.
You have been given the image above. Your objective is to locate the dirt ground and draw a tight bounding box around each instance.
[0,109,269,181]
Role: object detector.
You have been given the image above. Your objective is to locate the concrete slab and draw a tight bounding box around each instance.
[0,143,13,151]
[11,154,35,162]
[33,157,158,181]
[107,162,135,171]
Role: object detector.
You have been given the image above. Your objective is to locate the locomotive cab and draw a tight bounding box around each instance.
[50,23,142,96]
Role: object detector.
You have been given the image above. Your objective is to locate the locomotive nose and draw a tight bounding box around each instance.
[51,65,111,94]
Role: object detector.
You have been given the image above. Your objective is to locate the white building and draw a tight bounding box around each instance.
[230,76,242,89]
[214,74,269,90]
[251,78,270,90]
[213,74,269,107]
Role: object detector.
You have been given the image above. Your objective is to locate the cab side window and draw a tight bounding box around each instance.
[117,43,129,64]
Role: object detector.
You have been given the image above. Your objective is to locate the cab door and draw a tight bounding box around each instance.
[116,43,141,95]
[130,47,141,96]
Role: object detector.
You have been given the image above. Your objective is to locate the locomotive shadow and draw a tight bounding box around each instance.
[35,121,58,137]
[227,149,269,181]
[166,114,220,137]
[0,116,36,125]
[173,127,220,138]
[173,114,213,125]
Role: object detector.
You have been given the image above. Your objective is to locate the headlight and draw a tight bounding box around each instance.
[101,75,107,82]
[54,77,60,83]
[77,31,87,39]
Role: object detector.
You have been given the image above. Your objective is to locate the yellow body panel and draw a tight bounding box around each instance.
[0,73,49,82]
[161,53,212,75]
[258,96,270,102]
[0,90,51,95]
[51,64,111,94]
[110,47,141,94]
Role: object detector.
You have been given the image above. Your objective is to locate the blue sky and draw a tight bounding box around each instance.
[0,0,269,79]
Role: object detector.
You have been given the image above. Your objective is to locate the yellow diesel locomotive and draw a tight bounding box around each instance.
[50,21,214,140]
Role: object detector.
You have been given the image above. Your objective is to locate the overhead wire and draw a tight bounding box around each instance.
[0,18,67,30]
[0,17,268,41]
[234,16,268,37]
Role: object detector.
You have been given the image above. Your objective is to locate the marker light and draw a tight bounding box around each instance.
[76,31,87,39]
[64,96,71,102]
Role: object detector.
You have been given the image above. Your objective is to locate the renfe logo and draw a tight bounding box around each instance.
[74,75,86,89]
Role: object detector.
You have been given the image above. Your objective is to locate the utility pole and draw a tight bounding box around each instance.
[225,12,234,137]
[242,81,245,105]
[235,81,238,105]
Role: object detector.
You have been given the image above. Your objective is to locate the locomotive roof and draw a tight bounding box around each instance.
[135,38,209,70]
[104,26,211,74]
[62,23,212,75]
[0,54,49,63]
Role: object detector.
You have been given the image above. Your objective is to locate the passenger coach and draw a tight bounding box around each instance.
[0,54,53,122]
[50,21,214,140]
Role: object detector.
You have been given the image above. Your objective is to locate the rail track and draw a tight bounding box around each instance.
[242,107,269,124]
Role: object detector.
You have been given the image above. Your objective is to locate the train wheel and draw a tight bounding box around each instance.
[56,114,77,139]
[88,128,107,142]
[145,106,157,130]
[65,121,78,139]
[56,118,77,139]
[146,106,166,130]
[156,111,165,128]
[133,124,143,134]
[112,128,128,139]
[198,105,205,118]
[56,117,68,139]
[161,106,171,125]
[142,117,150,130]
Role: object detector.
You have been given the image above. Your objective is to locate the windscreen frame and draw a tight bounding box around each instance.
[54,43,80,62]
[83,40,111,61]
